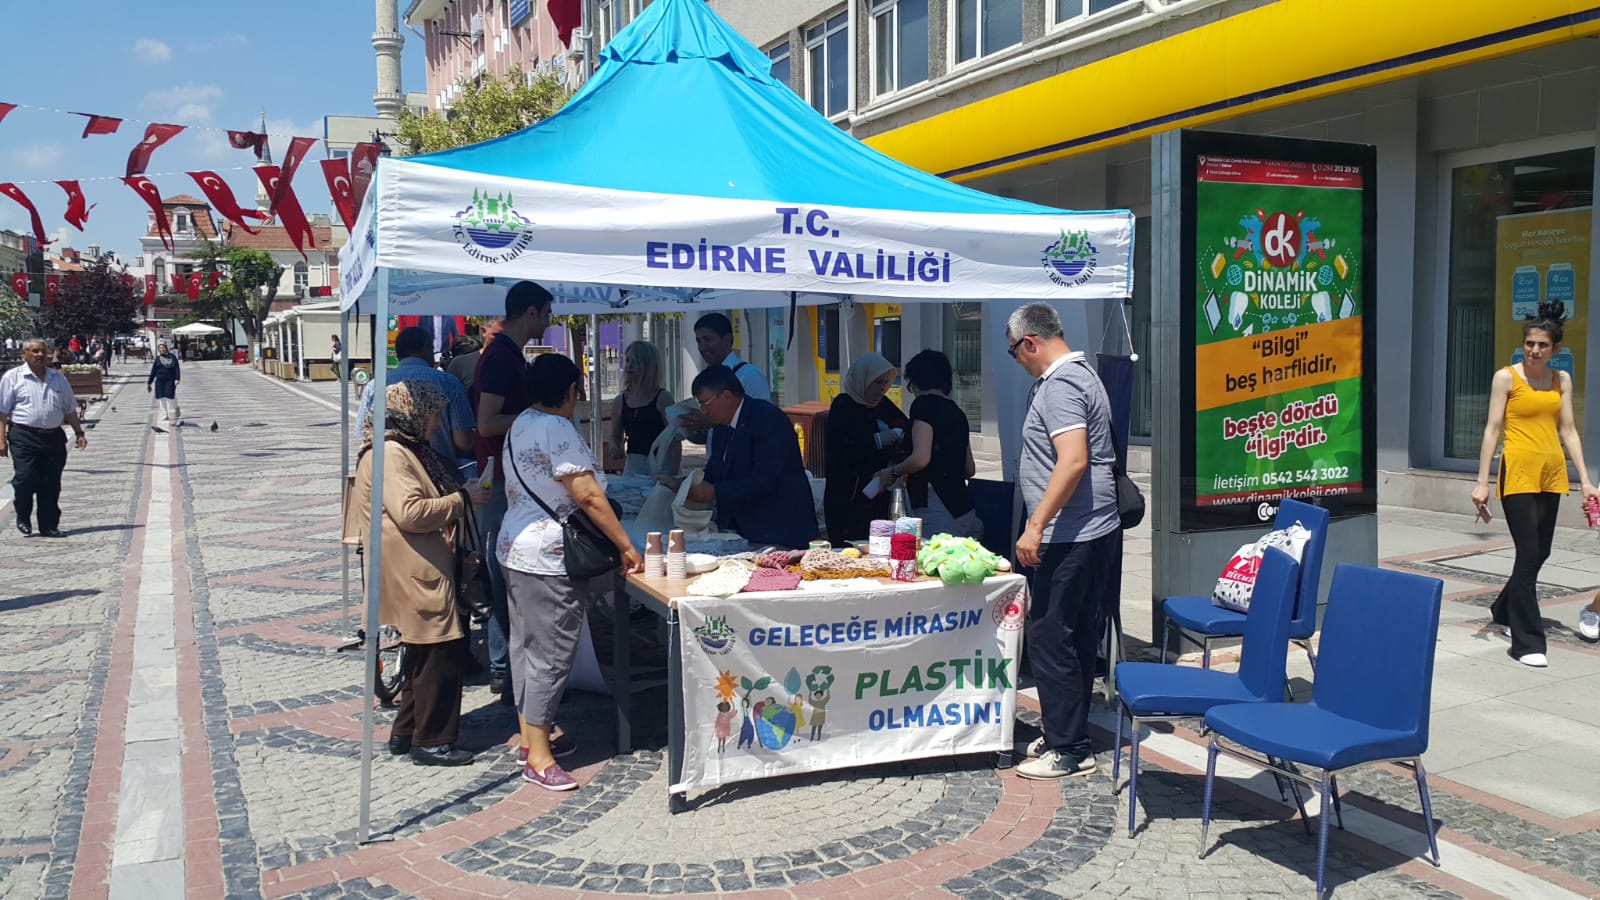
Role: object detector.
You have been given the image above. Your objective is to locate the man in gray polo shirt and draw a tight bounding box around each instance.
[1007,303,1122,780]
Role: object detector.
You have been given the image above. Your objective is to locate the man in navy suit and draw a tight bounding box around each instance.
[681,365,818,549]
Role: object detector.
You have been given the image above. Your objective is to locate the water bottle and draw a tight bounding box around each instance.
[888,484,909,521]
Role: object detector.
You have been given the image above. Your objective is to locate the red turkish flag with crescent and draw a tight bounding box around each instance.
[0,103,16,125]
[208,271,222,289]
[548,0,582,46]
[255,166,316,261]
[187,171,265,234]
[44,274,60,306]
[350,142,383,209]
[144,274,157,304]
[9,272,27,299]
[320,158,357,229]
[171,273,185,295]
[126,123,185,177]
[270,136,316,217]
[75,113,122,137]
[188,272,202,300]
[227,130,269,160]
[56,180,94,231]
[123,175,173,251]
[0,182,53,248]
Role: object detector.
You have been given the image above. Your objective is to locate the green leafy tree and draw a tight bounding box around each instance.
[395,66,569,156]
[186,242,283,355]
[39,258,141,341]
[0,284,36,340]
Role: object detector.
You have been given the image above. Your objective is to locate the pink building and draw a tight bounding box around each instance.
[404,0,582,112]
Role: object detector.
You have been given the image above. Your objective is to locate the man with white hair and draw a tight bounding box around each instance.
[0,338,89,537]
[1005,303,1122,780]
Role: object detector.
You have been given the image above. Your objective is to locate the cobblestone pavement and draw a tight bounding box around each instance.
[3,362,1599,898]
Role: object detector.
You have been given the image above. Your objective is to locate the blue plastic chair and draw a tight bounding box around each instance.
[1199,563,1445,896]
[1113,548,1300,838]
[1163,499,1330,670]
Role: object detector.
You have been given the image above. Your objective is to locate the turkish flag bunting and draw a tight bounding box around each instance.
[255,166,317,260]
[44,274,60,306]
[208,271,221,289]
[75,113,122,137]
[126,123,185,177]
[548,0,581,46]
[320,158,357,229]
[270,137,316,217]
[227,130,269,160]
[188,272,202,300]
[122,175,173,251]
[187,171,266,234]
[349,142,383,209]
[0,182,53,248]
[56,180,94,231]
[0,103,15,125]
[144,274,157,304]
[171,273,185,295]
[9,272,26,299]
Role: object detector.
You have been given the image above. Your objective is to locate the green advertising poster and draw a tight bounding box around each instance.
[1183,149,1375,529]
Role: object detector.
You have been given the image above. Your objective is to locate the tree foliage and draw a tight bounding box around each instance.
[39,258,141,340]
[186,242,283,344]
[0,285,35,340]
[395,66,570,156]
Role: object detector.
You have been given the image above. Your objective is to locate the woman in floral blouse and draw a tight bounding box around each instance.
[499,353,641,790]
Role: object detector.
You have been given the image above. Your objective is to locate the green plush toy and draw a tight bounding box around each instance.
[920,533,1009,585]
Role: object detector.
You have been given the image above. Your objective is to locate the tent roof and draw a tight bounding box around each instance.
[403,0,1069,218]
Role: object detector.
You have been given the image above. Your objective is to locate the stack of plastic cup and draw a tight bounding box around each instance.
[869,519,895,557]
[890,533,918,581]
[645,531,665,577]
[667,529,687,579]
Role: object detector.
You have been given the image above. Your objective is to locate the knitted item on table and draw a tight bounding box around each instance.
[741,568,805,592]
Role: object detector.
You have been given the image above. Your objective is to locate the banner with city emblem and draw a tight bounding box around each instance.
[673,575,1027,794]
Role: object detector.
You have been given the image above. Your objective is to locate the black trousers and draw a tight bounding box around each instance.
[7,425,68,531]
[1492,492,1560,657]
[1027,529,1123,760]
[392,637,466,747]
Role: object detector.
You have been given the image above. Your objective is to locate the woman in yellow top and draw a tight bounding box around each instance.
[1472,315,1599,668]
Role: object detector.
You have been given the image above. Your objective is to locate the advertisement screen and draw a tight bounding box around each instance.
[1180,132,1377,531]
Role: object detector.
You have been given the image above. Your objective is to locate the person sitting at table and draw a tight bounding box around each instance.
[823,353,909,546]
[668,364,818,550]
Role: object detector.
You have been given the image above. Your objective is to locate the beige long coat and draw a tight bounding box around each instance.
[342,441,466,645]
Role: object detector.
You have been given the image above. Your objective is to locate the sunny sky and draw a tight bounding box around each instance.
[0,2,426,264]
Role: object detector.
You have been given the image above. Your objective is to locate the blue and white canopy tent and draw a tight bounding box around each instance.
[339,0,1133,837]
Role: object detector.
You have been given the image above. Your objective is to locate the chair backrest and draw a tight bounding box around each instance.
[1236,547,1301,702]
[968,479,1021,563]
[1312,563,1444,737]
[1274,499,1331,639]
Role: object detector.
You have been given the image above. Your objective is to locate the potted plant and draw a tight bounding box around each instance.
[60,363,105,398]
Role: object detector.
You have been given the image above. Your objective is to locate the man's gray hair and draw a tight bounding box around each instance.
[21,337,48,350]
[1007,303,1064,341]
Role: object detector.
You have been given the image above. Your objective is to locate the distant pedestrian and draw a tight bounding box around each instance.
[447,318,500,395]
[148,342,182,425]
[0,338,89,537]
[1471,313,1599,666]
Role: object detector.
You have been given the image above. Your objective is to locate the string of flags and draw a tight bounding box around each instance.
[0,100,385,260]
[9,267,334,306]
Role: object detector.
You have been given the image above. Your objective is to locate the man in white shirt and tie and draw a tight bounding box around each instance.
[681,313,772,446]
[0,339,89,537]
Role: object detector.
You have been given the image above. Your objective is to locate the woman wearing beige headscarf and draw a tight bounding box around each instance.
[343,380,490,766]
[823,352,909,545]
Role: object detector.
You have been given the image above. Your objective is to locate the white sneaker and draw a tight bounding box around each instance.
[1024,736,1046,759]
[1016,749,1097,780]
[1578,608,1600,642]
[1517,653,1549,668]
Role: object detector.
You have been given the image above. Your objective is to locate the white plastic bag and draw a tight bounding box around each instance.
[672,468,716,536]
[1211,523,1311,613]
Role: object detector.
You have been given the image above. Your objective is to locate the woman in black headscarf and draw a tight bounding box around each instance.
[147,342,181,425]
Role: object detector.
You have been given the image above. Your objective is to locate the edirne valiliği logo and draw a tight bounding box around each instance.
[452,189,535,264]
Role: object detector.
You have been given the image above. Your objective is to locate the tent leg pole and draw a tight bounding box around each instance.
[358,269,392,845]
[589,314,602,455]
[340,312,351,634]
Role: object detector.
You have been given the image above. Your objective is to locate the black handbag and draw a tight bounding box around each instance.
[454,495,492,624]
[506,430,624,581]
[1113,463,1145,531]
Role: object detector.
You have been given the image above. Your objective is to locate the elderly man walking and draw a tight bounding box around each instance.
[0,339,89,537]
[1006,303,1123,780]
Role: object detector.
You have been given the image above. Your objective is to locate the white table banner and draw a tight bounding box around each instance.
[674,574,1029,794]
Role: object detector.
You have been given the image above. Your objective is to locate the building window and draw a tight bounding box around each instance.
[769,41,792,89]
[942,301,983,430]
[805,12,850,118]
[174,211,191,234]
[1442,145,1595,458]
[956,0,1021,63]
[293,261,309,294]
[1053,0,1131,23]
[872,0,928,96]
[154,259,166,290]
[598,0,613,46]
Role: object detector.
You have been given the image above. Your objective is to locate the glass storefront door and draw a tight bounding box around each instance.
[942,301,984,431]
[1443,144,1594,459]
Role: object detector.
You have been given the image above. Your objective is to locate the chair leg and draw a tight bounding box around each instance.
[1201,636,1212,670]
[1274,757,1312,836]
[1296,638,1318,672]
[1413,761,1442,866]
[1315,777,1334,897]
[1162,619,1173,664]
[1329,774,1345,830]
[1199,740,1219,857]
[1112,702,1124,786]
[1127,718,1142,838]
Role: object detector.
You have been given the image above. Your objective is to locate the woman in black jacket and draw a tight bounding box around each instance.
[147,342,182,425]
[823,352,908,545]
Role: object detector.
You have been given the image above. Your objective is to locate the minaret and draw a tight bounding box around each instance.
[253,110,275,218]
[373,0,405,119]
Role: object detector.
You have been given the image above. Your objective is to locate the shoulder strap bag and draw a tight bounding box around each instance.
[506,427,624,581]
[1065,358,1145,531]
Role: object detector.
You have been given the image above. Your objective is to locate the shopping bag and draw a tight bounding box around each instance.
[1212,523,1311,612]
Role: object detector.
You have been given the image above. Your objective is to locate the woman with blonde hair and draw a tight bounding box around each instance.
[606,340,679,476]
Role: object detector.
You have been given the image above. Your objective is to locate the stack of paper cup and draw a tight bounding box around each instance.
[645,532,665,577]
[667,529,687,579]
[869,519,895,558]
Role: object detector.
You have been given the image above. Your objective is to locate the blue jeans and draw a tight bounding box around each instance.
[480,480,511,680]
